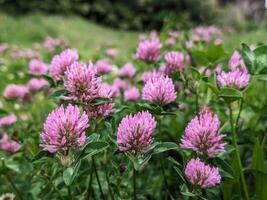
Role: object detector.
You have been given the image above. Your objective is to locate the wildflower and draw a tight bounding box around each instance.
[40,104,89,153]
[0,114,17,127]
[119,63,136,78]
[185,158,221,188]
[124,87,140,101]
[50,49,78,80]
[86,103,115,118]
[1,134,21,153]
[163,51,184,74]
[106,48,118,58]
[141,71,163,83]
[136,35,162,62]
[169,30,180,39]
[217,69,250,89]
[64,62,101,102]
[180,107,225,157]
[99,83,118,99]
[142,74,176,105]
[27,78,49,92]
[3,84,29,100]
[117,111,157,154]
[165,37,176,46]
[85,83,115,117]
[113,78,129,91]
[95,59,112,74]
[28,59,47,75]
[228,51,244,70]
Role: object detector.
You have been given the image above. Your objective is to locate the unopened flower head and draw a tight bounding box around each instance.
[180,107,225,157]
[40,104,89,153]
[64,62,101,102]
[117,111,157,154]
[50,49,78,80]
[185,158,221,188]
[142,74,177,105]
[28,59,47,75]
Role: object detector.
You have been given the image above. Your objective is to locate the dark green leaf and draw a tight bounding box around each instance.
[219,87,243,102]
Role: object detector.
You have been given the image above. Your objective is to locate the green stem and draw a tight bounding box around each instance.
[133,167,137,200]
[235,99,244,128]
[160,156,174,200]
[68,186,73,200]
[93,158,105,200]
[86,161,94,199]
[228,103,250,200]
[5,173,23,200]
[195,88,199,114]
[105,167,114,200]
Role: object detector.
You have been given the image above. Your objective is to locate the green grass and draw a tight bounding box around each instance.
[1,12,267,58]
[0,13,139,60]
[222,28,267,51]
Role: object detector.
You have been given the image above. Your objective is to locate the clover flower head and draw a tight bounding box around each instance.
[117,111,157,154]
[142,74,177,105]
[50,49,78,80]
[40,104,89,153]
[180,107,225,157]
[185,158,221,188]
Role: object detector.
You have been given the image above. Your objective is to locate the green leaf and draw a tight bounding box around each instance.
[190,67,201,80]
[211,157,234,179]
[32,151,52,162]
[91,97,111,106]
[190,50,209,65]
[145,142,179,156]
[219,87,243,102]
[206,45,226,63]
[241,43,254,73]
[63,167,74,186]
[5,160,21,173]
[253,74,267,81]
[252,139,267,200]
[252,139,266,173]
[133,155,152,171]
[205,82,219,95]
[49,89,69,99]
[43,75,56,87]
[253,45,267,74]
[82,141,109,159]
[173,166,186,184]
